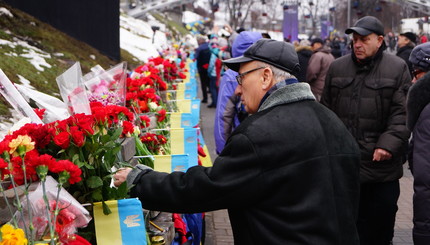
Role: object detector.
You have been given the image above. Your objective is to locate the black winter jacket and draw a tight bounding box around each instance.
[321,52,411,183]
[396,45,414,77]
[406,71,430,244]
[129,83,361,244]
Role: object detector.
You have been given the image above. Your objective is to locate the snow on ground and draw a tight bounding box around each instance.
[0,38,52,71]
[0,7,13,17]
[119,14,168,62]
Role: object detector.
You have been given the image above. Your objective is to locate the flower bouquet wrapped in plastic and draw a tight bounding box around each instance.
[56,62,91,115]
[83,62,127,107]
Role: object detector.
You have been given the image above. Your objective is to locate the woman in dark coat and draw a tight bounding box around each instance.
[407,42,430,245]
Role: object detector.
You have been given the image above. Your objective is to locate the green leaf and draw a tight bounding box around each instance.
[102,201,112,215]
[92,189,103,201]
[117,181,129,199]
[111,127,123,140]
[101,134,111,144]
[83,162,95,170]
[72,154,79,163]
[76,160,85,168]
[86,176,103,189]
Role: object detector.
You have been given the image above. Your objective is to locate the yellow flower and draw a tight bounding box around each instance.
[8,135,35,157]
[0,224,28,245]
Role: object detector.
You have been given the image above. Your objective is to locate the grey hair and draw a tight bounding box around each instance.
[254,61,296,82]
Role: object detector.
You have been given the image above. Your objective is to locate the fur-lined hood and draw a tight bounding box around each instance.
[407,71,430,130]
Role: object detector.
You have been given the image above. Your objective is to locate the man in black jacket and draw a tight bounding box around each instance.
[195,36,212,103]
[321,16,411,245]
[115,39,361,244]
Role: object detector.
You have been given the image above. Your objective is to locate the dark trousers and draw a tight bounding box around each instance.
[198,69,210,102]
[208,75,218,106]
[357,180,400,245]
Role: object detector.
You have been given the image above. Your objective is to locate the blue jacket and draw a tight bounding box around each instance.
[214,31,262,154]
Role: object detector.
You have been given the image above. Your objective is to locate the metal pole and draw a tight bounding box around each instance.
[347,0,351,28]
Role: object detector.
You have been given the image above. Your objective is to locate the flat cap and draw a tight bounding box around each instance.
[345,16,384,36]
[223,39,300,75]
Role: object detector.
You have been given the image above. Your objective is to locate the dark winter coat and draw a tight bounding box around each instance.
[195,42,211,73]
[396,45,414,77]
[129,82,361,244]
[295,46,313,82]
[321,51,411,183]
[406,71,430,245]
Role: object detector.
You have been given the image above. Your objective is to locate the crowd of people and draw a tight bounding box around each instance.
[114,15,430,245]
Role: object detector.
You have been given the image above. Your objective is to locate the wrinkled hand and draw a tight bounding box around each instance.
[113,168,133,187]
[373,148,392,162]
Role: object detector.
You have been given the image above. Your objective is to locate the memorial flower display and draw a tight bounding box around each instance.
[0,44,205,244]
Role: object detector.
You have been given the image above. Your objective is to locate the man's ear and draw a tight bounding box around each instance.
[261,67,273,90]
[377,35,384,48]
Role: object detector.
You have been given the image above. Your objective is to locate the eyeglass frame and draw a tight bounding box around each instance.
[235,66,267,85]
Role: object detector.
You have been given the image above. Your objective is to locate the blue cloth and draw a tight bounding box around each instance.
[213,31,262,154]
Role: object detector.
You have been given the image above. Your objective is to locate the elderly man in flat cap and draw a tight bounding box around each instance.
[115,39,361,244]
[321,16,412,245]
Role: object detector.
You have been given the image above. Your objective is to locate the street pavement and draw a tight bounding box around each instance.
[199,95,414,245]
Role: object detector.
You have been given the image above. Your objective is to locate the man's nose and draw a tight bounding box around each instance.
[234,85,242,96]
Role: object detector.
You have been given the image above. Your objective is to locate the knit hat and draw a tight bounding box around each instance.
[409,42,430,71]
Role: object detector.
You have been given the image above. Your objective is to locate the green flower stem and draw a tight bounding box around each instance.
[41,179,56,245]
[0,183,18,227]
[21,161,35,242]
[8,165,29,239]
[51,182,63,242]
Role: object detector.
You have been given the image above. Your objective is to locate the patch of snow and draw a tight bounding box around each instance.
[14,39,51,71]
[90,54,96,60]
[17,75,35,89]
[120,14,168,62]
[182,11,202,24]
[0,109,25,141]
[0,38,15,47]
[5,52,18,57]
[53,52,64,57]
[0,38,52,71]
[0,7,13,18]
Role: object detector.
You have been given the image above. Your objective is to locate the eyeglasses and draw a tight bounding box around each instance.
[236,67,266,85]
[412,69,424,79]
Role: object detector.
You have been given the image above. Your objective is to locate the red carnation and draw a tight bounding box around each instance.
[122,121,134,136]
[34,108,46,120]
[157,109,166,122]
[139,115,151,128]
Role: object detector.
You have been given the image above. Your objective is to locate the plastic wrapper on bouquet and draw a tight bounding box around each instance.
[56,62,92,115]
[14,83,70,123]
[0,69,43,124]
[13,176,91,241]
[83,62,127,107]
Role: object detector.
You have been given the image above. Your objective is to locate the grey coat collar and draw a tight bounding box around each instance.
[258,83,316,112]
